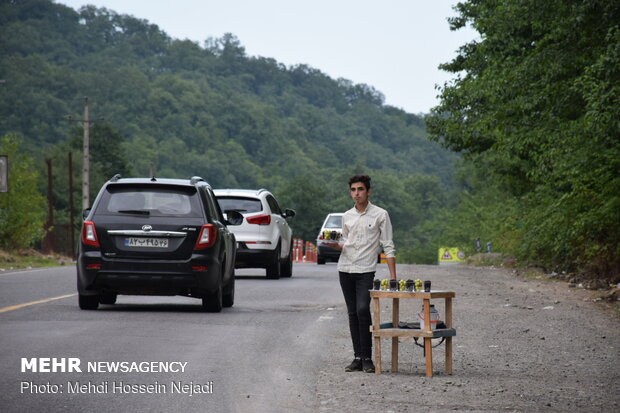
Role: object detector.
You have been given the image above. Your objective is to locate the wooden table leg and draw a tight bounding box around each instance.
[372,296,382,374]
[375,335,382,374]
[425,337,433,377]
[423,299,433,377]
[391,298,399,373]
[445,297,453,374]
[445,336,453,375]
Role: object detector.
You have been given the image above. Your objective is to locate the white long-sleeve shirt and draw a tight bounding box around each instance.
[337,201,396,273]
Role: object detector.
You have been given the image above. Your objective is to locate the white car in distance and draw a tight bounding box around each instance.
[316,213,344,265]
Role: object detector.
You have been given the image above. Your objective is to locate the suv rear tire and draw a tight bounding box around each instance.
[203,273,223,312]
[79,294,99,310]
[280,240,293,278]
[99,292,117,305]
[266,242,281,279]
[223,271,235,307]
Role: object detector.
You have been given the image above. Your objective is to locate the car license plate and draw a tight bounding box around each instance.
[125,237,168,248]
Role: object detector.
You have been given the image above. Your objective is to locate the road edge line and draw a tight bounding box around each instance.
[0,293,77,313]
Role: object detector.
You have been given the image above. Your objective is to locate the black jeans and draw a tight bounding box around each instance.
[339,271,375,359]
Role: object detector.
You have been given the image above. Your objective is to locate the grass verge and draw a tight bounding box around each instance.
[0,249,73,272]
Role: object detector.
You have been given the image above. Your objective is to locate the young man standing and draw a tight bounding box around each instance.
[326,174,397,373]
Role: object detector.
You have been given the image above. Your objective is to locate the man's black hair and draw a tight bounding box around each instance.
[348,174,371,190]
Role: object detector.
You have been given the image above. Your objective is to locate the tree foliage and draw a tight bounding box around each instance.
[427,0,620,278]
[0,134,47,250]
[0,0,458,262]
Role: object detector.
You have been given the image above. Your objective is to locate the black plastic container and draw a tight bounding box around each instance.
[424,280,431,292]
[406,279,414,292]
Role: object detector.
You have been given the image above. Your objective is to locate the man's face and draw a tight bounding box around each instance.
[350,182,370,204]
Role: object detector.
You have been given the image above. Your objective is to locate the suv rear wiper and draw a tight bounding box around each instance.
[117,209,150,215]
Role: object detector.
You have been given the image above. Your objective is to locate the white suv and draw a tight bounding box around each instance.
[214,189,295,279]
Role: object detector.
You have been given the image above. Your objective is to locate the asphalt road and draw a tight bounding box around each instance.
[3,262,619,413]
[0,262,346,413]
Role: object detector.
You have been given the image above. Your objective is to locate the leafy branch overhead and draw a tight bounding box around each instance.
[427,0,620,277]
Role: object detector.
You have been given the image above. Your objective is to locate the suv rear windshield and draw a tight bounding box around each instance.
[324,215,342,229]
[216,197,263,214]
[96,185,203,217]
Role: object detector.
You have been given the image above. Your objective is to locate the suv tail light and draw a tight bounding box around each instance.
[246,214,271,225]
[82,221,100,247]
[195,224,217,249]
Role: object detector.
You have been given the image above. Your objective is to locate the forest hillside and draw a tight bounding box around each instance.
[0,0,455,262]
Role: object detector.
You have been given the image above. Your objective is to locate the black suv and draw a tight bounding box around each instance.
[77,175,242,312]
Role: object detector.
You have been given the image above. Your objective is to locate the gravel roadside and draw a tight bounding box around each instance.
[316,264,620,412]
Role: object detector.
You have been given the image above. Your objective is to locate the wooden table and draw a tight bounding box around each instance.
[370,290,456,377]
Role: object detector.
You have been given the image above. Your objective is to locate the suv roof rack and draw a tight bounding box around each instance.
[109,174,122,182]
[190,176,205,185]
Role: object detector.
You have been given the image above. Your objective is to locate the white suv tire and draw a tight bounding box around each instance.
[280,239,293,277]
[266,241,281,279]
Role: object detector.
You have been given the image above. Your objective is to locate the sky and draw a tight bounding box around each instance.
[56,0,478,115]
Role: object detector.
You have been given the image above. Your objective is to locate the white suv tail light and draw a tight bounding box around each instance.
[246,214,271,225]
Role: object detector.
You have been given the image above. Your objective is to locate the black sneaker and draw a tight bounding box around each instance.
[345,358,362,372]
[362,358,375,373]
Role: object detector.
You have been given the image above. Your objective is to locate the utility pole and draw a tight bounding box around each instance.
[65,97,103,211]
[82,97,90,210]
[42,159,54,253]
[68,152,75,257]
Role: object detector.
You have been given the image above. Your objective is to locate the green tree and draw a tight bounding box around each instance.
[0,134,47,249]
[67,122,132,203]
[276,174,329,242]
[426,0,620,276]
[0,0,461,263]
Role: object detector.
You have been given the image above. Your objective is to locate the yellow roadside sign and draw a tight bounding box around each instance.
[438,247,465,265]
